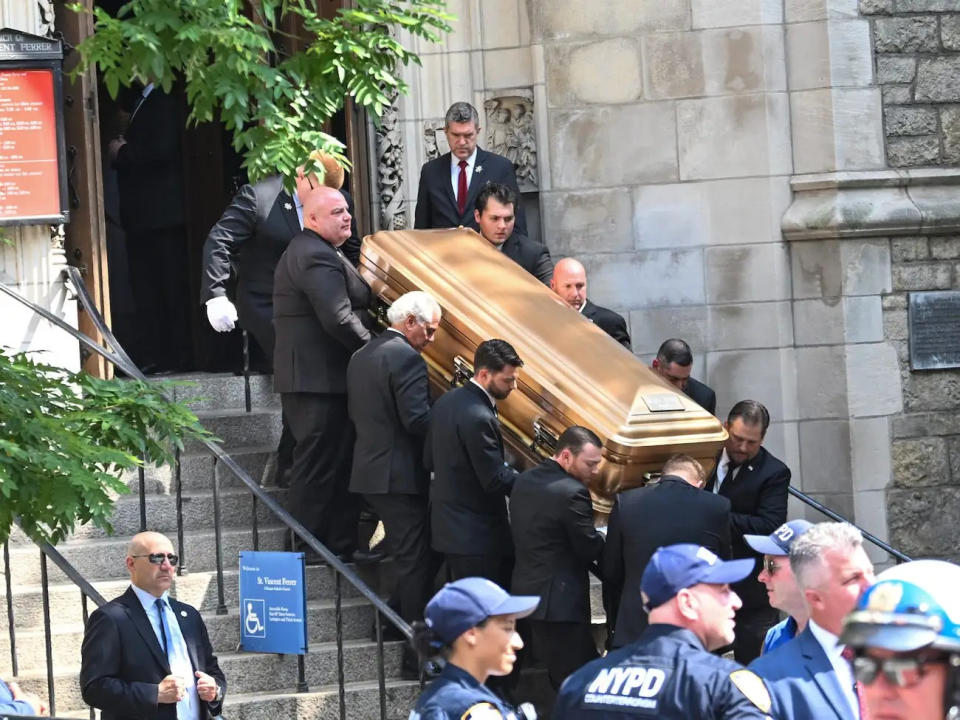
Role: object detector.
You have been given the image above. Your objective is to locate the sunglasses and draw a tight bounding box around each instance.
[853,653,945,688]
[131,552,179,566]
[764,558,784,576]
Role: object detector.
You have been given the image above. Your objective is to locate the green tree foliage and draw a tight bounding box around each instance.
[68,0,452,183]
[0,349,213,545]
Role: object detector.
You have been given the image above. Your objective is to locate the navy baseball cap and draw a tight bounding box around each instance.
[641,544,755,612]
[744,519,814,557]
[425,577,539,644]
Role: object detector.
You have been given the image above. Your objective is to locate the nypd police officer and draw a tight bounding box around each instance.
[409,577,539,720]
[553,544,775,719]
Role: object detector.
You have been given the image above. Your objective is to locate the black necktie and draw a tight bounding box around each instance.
[724,461,738,486]
[155,598,169,656]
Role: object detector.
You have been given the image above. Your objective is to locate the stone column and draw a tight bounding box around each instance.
[0,0,79,369]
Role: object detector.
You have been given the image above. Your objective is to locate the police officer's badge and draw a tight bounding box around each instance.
[461,702,503,719]
[729,669,772,714]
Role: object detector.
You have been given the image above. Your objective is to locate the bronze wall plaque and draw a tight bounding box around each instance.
[908,291,960,371]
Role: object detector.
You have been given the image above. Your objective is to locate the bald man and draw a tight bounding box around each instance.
[273,185,372,560]
[80,532,226,720]
[550,258,631,349]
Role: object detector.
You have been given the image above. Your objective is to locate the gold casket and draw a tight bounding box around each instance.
[359,228,726,510]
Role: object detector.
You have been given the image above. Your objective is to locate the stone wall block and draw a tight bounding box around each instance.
[948,435,960,479]
[540,189,634,254]
[860,0,894,13]
[887,136,941,167]
[796,345,849,419]
[707,302,795,351]
[798,420,853,492]
[885,106,938,136]
[643,32,706,100]
[943,15,960,51]
[882,85,913,105]
[786,0,860,22]
[876,56,916,84]
[581,249,704,309]
[842,240,892,296]
[549,103,678,189]
[929,236,960,259]
[692,0,784,28]
[845,295,886,343]
[888,487,960,561]
[704,243,792,303]
[702,27,787,95]
[678,94,792,180]
[787,20,873,90]
[895,0,960,10]
[874,17,939,53]
[902,372,960,412]
[941,107,960,163]
[851,417,893,492]
[546,39,643,107]
[891,261,953,290]
[846,342,904,417]
[793,298,845,346]
[479,0,521,49]
[853,490,891,564]
[791,239,843,299]
[891,237,929,262]
[632,183,708,250]
[891,437,949,486]
[538,0,690,39]
[706,348,799,422]
[915,58,960,102]
[882,293,907,311]
[628,306,710,357]
[790,88,886,173]
[883,307,909,340]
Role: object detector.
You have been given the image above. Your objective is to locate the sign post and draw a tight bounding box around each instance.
[0,28,68,226]
[238,551,308,655]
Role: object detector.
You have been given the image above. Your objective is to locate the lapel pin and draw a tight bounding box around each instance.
[747,465,753,472]
[181,610,188,617]
[474,165,483,174]
[284,202,293,210]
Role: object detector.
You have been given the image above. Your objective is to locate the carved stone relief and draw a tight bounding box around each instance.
[484,93,538,191]
[423,120,447,161]
[375,88,407,231]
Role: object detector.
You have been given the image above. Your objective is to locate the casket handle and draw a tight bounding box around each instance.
[451,355,473,388]
[530,419,558,456]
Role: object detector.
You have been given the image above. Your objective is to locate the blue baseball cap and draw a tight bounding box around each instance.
[744,519,814,557]
[641,544,755,612]
[424,577,539,643]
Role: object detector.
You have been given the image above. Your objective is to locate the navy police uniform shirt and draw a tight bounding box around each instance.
[409,662,521,720]
[552,624,774,719]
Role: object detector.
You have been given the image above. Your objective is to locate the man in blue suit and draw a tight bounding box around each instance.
[750,522,875,720]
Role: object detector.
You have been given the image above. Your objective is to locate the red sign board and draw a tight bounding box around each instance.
[0,68,61,222]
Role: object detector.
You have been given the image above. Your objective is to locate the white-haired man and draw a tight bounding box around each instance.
[750,522,875,720]
[347,291,443,673]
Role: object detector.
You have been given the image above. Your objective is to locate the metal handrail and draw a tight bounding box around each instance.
[1,270,412,717]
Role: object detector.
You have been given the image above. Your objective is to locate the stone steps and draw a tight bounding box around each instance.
[121,446,278,495]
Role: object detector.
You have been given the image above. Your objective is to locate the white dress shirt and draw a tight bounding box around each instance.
[712,448,741,494]
[293,190,305,230]
[449,148,478,200]
[808,619,861,720]
[130,584,200,720]
[469,377,497,411]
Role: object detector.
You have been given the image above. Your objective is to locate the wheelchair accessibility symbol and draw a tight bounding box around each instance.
[242,599,266,638]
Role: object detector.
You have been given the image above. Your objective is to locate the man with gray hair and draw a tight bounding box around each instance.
[347,290,442,668]
[750,522,876,720]
[414,101,527,234]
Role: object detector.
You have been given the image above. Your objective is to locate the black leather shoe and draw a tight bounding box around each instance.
[350,548,385,564]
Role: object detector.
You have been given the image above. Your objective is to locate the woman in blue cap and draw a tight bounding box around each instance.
[409,577,539,720]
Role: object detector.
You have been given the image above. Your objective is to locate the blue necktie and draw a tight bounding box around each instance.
[155,598,169,657]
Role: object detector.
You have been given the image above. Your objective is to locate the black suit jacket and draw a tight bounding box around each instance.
[582,300,631,350]
[424,382,517,556]
[510,459,604,623]
[705,446,791,609]
[414,148,527,235]
[685,376,717,415]
[601,475,732,648]
[500,233,553,285]
[80,586,225,720]
[272,229,371,394]
[347,330,431,496]
[200,175,361,357]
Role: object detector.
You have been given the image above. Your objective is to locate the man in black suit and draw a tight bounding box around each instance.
[601,454,732,649]
[424,339,523,588]
[651,338,717,415]
[347,290,443,628]
[414,101,527,235]
[705,399,791,664]
[474,183,553,284]
[510,426,606,690]
[274,185,372,558]
[80,531,225,720]
[550,258,631,349]
[201,152,358,486]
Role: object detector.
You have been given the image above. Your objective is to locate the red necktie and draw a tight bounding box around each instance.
[841,646,870,720]
[456,159,468,216]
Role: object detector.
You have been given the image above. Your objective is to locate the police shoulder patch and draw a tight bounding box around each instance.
[461,702,503,720]
[729,669,771,713]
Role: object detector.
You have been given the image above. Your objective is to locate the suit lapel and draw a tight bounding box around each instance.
[438,152,458,215]
[169,599,200,671]
[462,149,489,220]
[799,628,853,720]
[278,187,301,237]
[120,587,171,673]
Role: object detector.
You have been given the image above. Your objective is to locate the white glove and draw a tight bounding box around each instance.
[206,296,238,332]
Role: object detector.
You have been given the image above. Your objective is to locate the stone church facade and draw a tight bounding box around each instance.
[3,0,959,562]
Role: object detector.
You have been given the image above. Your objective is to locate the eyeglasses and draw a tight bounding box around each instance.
[853,653,946,687]
[764,558,784,576]
[131,552,179,566]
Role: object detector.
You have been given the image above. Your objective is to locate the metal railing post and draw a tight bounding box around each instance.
[336,573,346,720]
[375,611,387,720]
[4,542,18,676]
[138,455,147,532]
[40,552,56,717]
[211,456,227,615]
[175,447,186,575]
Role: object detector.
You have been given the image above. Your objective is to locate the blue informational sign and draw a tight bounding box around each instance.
[238,551,308,655]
